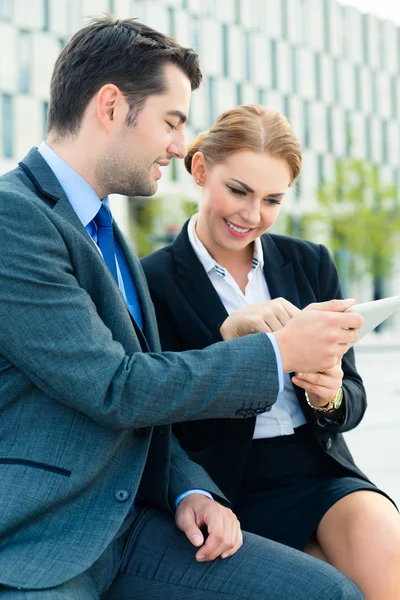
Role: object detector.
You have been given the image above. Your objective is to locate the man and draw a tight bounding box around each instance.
[0,16,364,599]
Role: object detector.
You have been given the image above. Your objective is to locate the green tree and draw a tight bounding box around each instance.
[310,158,400,299]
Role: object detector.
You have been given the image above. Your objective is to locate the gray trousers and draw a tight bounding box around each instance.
[0,507,364,600]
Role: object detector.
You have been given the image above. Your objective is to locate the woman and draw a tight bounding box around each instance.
[141,105,400,598]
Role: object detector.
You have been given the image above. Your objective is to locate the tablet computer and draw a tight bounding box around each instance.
[345,295,400,347]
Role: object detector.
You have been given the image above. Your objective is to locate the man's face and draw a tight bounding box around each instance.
[99,63,191,197]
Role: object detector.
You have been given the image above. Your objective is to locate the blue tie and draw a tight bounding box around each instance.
[94,204,118,283]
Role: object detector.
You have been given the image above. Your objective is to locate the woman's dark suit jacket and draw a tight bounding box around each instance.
[141,220,371,503]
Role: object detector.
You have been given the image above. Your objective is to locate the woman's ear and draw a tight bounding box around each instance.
[191,152,207,186]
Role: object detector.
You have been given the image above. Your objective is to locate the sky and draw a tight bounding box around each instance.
[337,0,400,25]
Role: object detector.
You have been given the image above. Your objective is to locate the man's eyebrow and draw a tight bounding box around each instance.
[166,110,188,124]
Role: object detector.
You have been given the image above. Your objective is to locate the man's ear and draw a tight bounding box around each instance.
[96,84,126,131]
[191,152,207,186]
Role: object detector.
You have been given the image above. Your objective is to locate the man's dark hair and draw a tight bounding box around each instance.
[47,15,202,138]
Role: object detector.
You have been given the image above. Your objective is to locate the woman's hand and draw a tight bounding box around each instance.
[291,359,344,408]
[220,298,300,340]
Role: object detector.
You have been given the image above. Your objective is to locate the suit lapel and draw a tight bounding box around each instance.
[261,234,301,308]
[172,222,229,333]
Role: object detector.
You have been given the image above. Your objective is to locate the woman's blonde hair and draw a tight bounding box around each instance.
[185,104,301,185]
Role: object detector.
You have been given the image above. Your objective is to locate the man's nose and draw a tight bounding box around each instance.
[168,134,187,159]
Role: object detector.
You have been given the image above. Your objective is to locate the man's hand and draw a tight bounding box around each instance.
[175,494,243,562]
[292,358,343,408]
[273,299,363,373]
[220,298,300,340]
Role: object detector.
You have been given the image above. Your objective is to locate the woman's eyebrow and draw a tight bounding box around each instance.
[228,178,254,193]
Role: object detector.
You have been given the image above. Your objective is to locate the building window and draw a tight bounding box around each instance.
[236,83,243,106]
[234,0,241,25]
[391,76,397,119]
[191,15,200,52]
[327,106,333,153]
[303,100,310,149]
[281,0,288,39]
[43,0,50,31]
[168,7,175,38]
[19,30,31,94]
[291,46,298,93]
[207,76,215,124]
[244,31,251,82]
[283,95,290,121]
[271,40,278,90]
[371,71,378,113]
[362,14,369,64]
[315,53,322,101]
[365,116,372,160]
[317,155,325,186]
[43,101,49,138]
[345,111,352,156]
[2,94,13,158]
[222,24,229,77]
[354,66,361,111]
[333,59,340,104]
[0,0,12,20]
[382,120,388,163]
[203,0,215,16]
[258,89,267,105]
[323,0,330,52]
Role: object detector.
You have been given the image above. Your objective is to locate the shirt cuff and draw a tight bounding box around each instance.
[175,489,213,508]
[265,333,284,393]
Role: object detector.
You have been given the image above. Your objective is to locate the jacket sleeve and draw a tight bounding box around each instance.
[306,244,367,433]
[0,192,279,430]
[168,434,229,508]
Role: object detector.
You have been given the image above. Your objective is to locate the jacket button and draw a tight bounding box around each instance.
[323,438,332,450]
[255,407,266,415]
[246,409,256,417]
[115,490,130,502]
[235,409,248,418]
[135,427,149,439]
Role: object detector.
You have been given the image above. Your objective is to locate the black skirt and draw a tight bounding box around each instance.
[233,424,391,551]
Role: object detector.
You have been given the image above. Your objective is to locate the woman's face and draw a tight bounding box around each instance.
[194,150,292,258]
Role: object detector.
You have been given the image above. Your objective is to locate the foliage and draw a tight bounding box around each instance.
[130,195,198,258]
[309,158,400,283]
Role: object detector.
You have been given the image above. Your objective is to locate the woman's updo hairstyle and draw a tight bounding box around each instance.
[184,104,301,185]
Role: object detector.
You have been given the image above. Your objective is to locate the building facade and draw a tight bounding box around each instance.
[1,0,399,316]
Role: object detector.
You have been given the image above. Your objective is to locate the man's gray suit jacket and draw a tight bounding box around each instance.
[0,148,279,590]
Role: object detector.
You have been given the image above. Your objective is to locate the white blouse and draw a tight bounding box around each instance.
[188,215,306,439]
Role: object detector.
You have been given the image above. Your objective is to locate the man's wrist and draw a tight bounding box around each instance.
[175,489,213,509]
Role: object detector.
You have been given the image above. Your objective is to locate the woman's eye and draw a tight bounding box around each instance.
[227,185,246,196]
[264,198,282,205]
[167,122,177,131]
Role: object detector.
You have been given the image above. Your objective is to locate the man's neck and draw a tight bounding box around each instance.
[45,135,104,198]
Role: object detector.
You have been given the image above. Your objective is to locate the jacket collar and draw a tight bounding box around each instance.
[19,148,157,351]
[260,234,301,308]
[172,221,229,332]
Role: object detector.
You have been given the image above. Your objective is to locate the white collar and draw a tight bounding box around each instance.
[187,214,264,277]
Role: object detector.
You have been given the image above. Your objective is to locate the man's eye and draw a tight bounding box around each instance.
[167,122,177,131]
[226,185,246,196]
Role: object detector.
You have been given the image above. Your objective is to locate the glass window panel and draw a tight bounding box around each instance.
[19,30,31,94]
[2,94,13,158]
